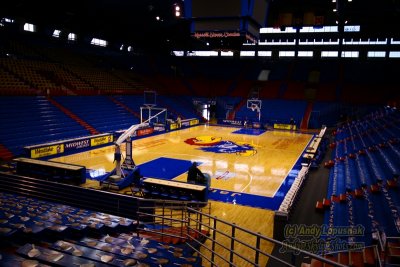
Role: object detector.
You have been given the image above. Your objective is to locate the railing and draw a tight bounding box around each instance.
[0,171,384,267]
[384,236,400,266]
[277,165,309,218]
[136,198,211,243]
[136,199,348,267]
[0,172,142,220]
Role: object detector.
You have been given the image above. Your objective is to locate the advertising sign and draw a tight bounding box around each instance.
[31,144,64,158]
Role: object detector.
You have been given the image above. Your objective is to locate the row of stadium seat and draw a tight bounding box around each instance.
[322,108,400,247]
[0,191,203,267]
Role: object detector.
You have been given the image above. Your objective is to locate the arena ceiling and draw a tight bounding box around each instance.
[2,0,400,52]
[2,0,191,52]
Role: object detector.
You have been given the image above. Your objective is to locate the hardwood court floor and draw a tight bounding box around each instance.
[52,125,313,266]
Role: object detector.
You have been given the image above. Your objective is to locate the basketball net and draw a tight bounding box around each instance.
[251,104,260,113]
[251,104,261,122]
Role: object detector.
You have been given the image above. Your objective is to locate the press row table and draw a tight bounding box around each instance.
[13,157,86,185]
[143,178,207,202]
[306,137,322,154]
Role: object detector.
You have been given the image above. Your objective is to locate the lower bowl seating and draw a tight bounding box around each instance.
[0,191,203,267]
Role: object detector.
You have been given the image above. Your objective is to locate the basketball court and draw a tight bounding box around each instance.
[53,125,311,196]
[49,124,313,266]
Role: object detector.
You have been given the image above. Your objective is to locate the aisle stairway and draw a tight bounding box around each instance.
[48,97,99,135]
[301,102,314,130]
[0,143,14,161]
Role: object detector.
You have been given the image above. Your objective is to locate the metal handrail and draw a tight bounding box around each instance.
[384,236,400,265]
[0,173,381,266]
[136,199,348,267]
[187,210,347,267]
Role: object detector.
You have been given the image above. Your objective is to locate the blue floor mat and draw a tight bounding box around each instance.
[232,128,266,136]
[138,157,193,180]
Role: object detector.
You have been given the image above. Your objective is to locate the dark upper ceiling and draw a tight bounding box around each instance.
[268,0,400,34]
[2,0,192,52]
[2,0,400,53]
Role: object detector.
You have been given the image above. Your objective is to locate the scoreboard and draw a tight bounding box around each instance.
[184,0,269,48]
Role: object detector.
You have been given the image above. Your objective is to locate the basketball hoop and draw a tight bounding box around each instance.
[247,99,262,122]
[140,106,167,124]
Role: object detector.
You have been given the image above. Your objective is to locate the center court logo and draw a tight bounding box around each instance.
[184,135,257,156]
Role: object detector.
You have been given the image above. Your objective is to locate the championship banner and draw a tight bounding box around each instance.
[31,144,64,158]
[274,123,297,131]
[90,134,113,147]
